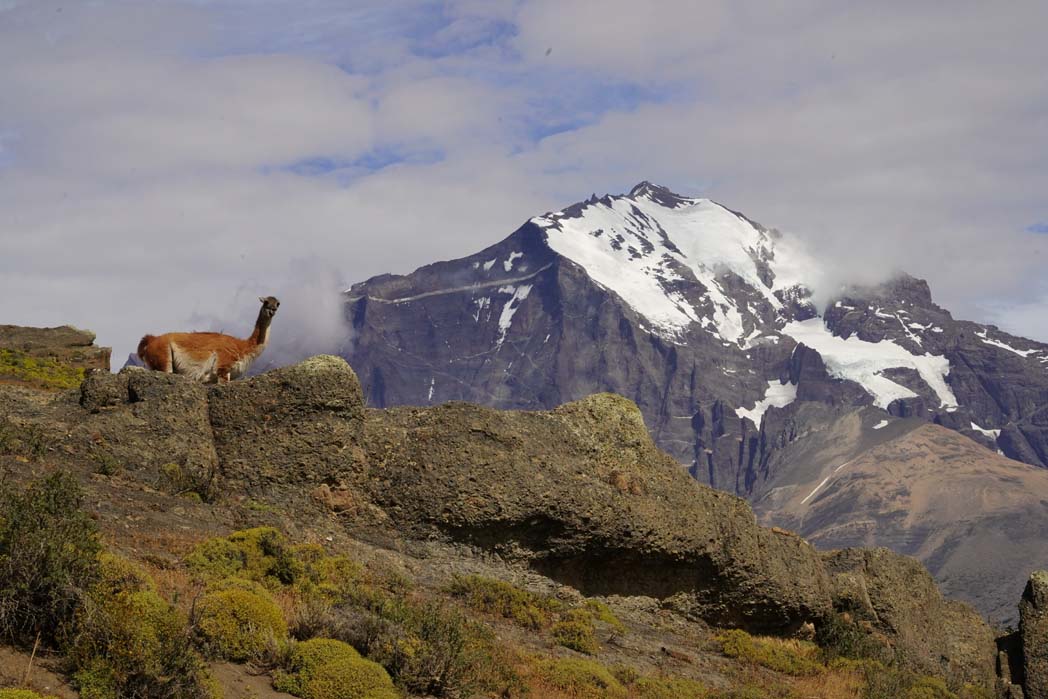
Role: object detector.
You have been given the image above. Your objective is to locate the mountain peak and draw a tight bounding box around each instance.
[627,181,692,208]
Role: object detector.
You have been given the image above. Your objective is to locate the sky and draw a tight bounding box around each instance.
[1,0,1047,364]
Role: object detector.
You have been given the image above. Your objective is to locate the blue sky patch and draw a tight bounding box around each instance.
[1028,223,1048,234]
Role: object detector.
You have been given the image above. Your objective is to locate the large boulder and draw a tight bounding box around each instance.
[208,355,367,496]
[1021,571,1048,699]
[823,548,996,688]
[77,368,219,497]
[362,392,833,633]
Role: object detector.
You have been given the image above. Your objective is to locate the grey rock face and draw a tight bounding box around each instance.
[824,547,996,688]
[208,355,366,497]
[363,392,833,634]
[1021,571,1048,699]
[77,368,219,497]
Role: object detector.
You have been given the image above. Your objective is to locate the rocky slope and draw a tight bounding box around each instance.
[754,419,1048,626]
[0,338,1003,694]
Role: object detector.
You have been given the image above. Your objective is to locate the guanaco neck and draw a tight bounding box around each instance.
[249,307,273,347]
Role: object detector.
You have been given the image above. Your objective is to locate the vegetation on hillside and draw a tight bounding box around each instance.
[0,472,995,699]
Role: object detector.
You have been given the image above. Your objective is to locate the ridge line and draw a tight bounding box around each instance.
[345,263,554,305]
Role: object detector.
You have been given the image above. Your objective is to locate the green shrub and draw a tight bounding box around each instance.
[185,527,303,586]
[633,677,710,699]
[195,587,288,661]
[551,610,599,655]
[67,554,216,699]
[717,629,822,677]
[303,660,400,699]
[608,664,639,685]
[274,638,398,699]
[366,600,518,698]
[0,348,85,390]
[533,658,627,699]
[854,662,917,699]
[906,677,956,699]
[0,419,50,460]
[446,575,557,629]
[816,612,890,663]
[583,599,625,633]
[0,690,54,699]
[0,471,101,645]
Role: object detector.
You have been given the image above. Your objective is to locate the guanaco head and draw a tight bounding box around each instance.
[258,296,281,320]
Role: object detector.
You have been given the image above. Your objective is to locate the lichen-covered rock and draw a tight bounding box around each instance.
[0,324,110,390]
[362,393,833,633]
[74,368,218,496]
[208,355,366,495]
[823,547,995,688]
[1021,570,1048,699]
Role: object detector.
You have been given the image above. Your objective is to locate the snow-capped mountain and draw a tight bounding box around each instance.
[345,182,1048,487]
[342,181,1048,622]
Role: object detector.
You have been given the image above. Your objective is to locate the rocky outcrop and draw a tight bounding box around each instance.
[78,368,219,498]
[0,324,111,389]
[1021,571,1048,698]
[208,355,367,496]
[362,392,832,633]
[0,353,1000,685]
[823,547,995,688]
[0,325,111,372]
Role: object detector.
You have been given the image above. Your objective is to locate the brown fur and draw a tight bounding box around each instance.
[138,297,279,383]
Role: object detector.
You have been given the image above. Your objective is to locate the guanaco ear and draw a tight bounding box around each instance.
[258,296,266,303]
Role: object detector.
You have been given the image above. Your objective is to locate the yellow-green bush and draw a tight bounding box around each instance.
[551,609,599,655]
[0,690,54,699]
[185,527,302,586]
[446,575,558,629]
[717,629,822,677]
[68,554,216,699]
[632,677,710,699]
[533,658,627,699]
[273,638,398,699]
[186,529,369,603]
[304,660,400,699]
[906,677,956,699]
[274,639,364,696]
[0,348,85,390]
[583,599,625,632]
[195,587,288,661]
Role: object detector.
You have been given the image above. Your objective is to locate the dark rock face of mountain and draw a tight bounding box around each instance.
[343,183,1048,493]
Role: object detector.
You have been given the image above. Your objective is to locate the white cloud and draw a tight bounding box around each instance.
[1,0,1048,369]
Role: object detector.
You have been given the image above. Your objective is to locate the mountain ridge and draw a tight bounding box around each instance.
[341,182,1048,624]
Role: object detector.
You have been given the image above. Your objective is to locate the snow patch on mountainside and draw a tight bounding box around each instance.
[975,330,1039,357]
[495,285,532,347]
[735,380,798,426]
[534,190,813,344]
[782,318,958,409]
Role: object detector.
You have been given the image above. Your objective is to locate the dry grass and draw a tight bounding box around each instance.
[788,665,865,699]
